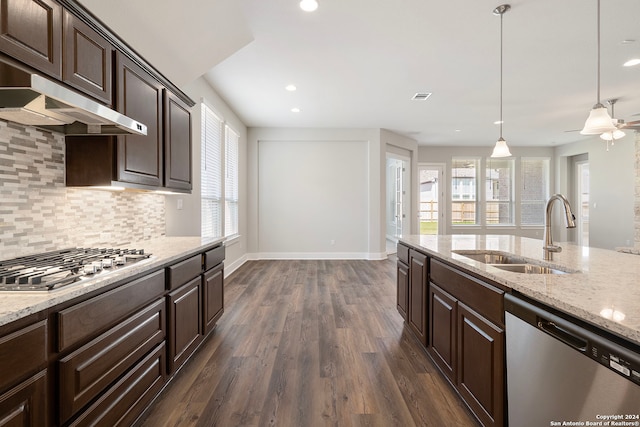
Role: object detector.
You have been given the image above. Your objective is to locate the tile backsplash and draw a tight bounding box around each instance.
[0,120,165,260]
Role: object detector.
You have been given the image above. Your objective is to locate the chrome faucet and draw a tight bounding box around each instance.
[543,194,576,260]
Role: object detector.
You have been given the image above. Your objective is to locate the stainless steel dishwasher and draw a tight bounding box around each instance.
[505,293,640,427]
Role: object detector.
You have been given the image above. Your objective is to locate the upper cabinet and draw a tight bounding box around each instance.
[115,51,164,188]
[0,0,62,78]
[62,10,113,105]
[163,90,192,191]
[65,52,192,193]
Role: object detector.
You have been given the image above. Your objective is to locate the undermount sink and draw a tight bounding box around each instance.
[452,250,573,275]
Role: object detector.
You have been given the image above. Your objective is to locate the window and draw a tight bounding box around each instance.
[521,158,550,225]
[224,125,239,237]
[486,158,514,225]
[451,158,479,225]
[201,104,223,238]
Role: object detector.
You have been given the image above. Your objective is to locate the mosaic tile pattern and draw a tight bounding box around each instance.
[0,120,165,260]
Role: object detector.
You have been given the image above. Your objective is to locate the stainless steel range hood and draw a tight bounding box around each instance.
[0,59,147,136]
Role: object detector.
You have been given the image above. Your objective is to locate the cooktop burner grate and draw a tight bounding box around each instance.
[0,248,151,291]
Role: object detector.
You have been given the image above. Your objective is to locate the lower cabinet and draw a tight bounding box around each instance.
[0,370,47,427]
[0,319,48,427]
[396,243,410,320]
[203,264,224,335]
[167,276,202,374]
[408,249,428,346]
[0,243,225,426]
[428,258,505,427]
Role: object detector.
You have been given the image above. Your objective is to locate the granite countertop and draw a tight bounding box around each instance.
[399,234,640,346]
[0,236,225,328]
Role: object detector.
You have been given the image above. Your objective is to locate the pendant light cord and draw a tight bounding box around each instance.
[499,11,504,139]
[596,0,601,105]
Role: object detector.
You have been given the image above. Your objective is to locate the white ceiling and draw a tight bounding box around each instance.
[79,0,640,147]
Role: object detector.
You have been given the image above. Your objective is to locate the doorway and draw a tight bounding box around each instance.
[419,164,444,235]
[386,154,410,253]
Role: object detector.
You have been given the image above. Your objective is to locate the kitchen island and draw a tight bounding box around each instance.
[400,234,640,345]
[397,234,640,427]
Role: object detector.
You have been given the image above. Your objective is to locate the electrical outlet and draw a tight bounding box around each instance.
[177,198,183,210]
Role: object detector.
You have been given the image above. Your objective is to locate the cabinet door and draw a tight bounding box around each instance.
[163,90,192,191]
[408,250,428,346]
[0,0,62,78]
[202,264,224,335]
[167,277,202,374]
[396,261,409,319]
[457,302,505,427]
[0,370,47,427]
[62,10,112,105]
[428,283,457,383]
[115,51,163,187]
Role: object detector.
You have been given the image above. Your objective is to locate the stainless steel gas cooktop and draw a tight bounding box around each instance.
[0,248,151,291]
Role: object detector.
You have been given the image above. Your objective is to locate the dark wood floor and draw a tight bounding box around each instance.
[140,258,478,427]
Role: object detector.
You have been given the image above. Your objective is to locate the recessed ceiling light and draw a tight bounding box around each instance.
[291,107,301,113]
[411,92,432,101]
[299,0,318,12]
[285,84,297,91]
[455,129,462,132]
[623,58,640,67]
[494,120,504,125]
[622,39,636,44]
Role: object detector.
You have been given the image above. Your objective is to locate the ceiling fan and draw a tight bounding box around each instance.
[565,99,640,134]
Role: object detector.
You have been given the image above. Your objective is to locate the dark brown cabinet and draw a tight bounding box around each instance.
[65,54,192,193]
[168,277,202,374]
[163,90,192,191]
[166,254,203,374]
[203,264,224,335]
[0,0,62,78]
[0,319,48,427]
[396,243,409,320]
[428,283,457,383]
[408,249,428,346]
[429,258,505,427]
[62,10,113,104]
[115,51,164,187]
[457,302,504,427]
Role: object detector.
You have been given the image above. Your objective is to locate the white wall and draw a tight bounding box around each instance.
[247,128,388,259]
[554,134,635,249]
[257,140,369,257]
[164,76,248,275]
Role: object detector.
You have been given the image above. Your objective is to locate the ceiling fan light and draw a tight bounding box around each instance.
[491,137,512,158]
[600,129,626,141]
[299,0,318,12]
[580,105,618,134]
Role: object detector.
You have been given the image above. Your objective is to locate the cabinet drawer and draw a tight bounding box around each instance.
[397,243,410,264]
[57,269,165,352]
[167,254,201,290]
[68,343,166,427]
[204,245,224,271]
[430,259,504,326]
[0,320,47,392]
[59,299,165,424]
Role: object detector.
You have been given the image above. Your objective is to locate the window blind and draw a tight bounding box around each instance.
[201,104,223,238]
[225,125,239,237]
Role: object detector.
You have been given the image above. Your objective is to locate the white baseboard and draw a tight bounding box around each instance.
[246,252,388,261]
[223,253,249,278]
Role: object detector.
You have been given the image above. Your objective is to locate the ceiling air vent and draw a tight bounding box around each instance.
[412,92,432,101]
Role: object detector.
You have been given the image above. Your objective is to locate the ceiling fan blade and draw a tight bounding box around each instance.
[564,129,581,133]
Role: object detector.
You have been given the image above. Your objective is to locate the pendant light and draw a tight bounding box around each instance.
[491,4,512,158]
[580,0,617,135]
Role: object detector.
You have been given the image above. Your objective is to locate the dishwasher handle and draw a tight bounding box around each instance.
[537,319,588,352]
